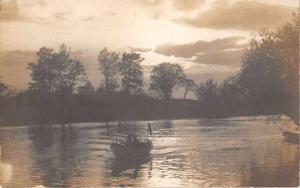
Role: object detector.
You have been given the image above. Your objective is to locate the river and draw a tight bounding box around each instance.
[0,118,298,187]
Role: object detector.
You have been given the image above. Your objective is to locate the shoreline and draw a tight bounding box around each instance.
[0,114,296,128]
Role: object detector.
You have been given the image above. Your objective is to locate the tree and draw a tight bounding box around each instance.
[78,81,95,95]
[98,48,120,93]
[28,44,87,123]
[239,13,299,121]
[119,52,144,95]
[28,44,87,95]
[180,78,197,99]
[150,63,185,100]
[0,82,9,121]
[219,76,245,116]
[0,82,9,97]
[196,79,218,101]
[195,79,220,117]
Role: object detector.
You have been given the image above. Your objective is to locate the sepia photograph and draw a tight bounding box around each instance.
[0,0,299,187]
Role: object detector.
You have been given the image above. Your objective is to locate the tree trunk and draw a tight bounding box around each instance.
[183,89,188,100]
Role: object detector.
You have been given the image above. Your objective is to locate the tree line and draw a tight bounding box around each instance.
[26,45,195,100]
[195,13,298,124]
[0,13,298,125]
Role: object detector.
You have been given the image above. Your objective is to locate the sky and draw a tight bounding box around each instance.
[0,0,297,98]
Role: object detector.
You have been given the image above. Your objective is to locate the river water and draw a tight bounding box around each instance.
[0,118,298,187]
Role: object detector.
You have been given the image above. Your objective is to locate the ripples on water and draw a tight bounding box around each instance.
[0,119,298,187]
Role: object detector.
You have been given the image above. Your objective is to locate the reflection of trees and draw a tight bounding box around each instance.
[198,119,230,127]
[28,125,88,186]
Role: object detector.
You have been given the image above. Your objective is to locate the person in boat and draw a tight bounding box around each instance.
[126,134,132,144]
[125,134,139,145]
[133,135,137,143]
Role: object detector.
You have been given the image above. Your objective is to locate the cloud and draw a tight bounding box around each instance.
[172,0,205,11]
[175,0,295,31]
[105,10,117,17]
[188,69,238,84]
[133,0,163,7]
[84,16,103,22]
[133,0,205,11]
[131,0,206,19]
[53,11,72,21]
[131,0,167,19]
[181,63,240,90]
[0,0,23,22]
[193,49,243,66]
[127,47,152,53]
[155,37,244,58]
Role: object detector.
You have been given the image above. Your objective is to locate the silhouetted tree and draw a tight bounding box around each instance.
[196,79,220,117]
[96,86,106,96]
[0,82,17,122]
[180,78,197,99]
[0,82,9,113]
[28,44,87,95]
[150,63,185,100]
[78,81,95,95]
[98,48,120,93]
[0,82,9,97]
[219,76,245,116]
[239,13,299,122]
[119,52,144,95]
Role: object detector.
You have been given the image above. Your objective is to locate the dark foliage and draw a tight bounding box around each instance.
[98,48,120,93]
[194,13,299,124]
[28,44,87,95]
[120,52,144,95]
[150,63,185,100]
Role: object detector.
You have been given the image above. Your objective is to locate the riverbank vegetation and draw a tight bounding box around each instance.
[0,13,298,125]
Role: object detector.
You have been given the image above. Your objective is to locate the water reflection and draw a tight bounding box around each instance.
[28,125,89,187]
[0,119,298,187]
[111,157,152,178]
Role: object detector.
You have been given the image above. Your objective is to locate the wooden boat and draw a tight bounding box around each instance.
[111,134,153,159]
[110,122,153,159]
[111,155,151,176]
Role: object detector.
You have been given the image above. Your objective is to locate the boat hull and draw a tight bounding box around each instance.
[110,141,153,159]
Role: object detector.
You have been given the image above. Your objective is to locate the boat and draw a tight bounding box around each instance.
[111,134,153,159]
[110,122,153,159]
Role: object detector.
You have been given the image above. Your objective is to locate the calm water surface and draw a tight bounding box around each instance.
[0,119,298,187]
